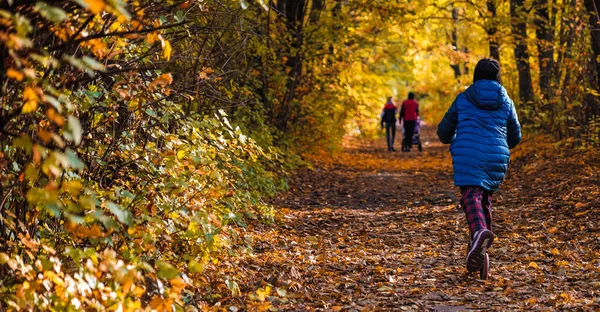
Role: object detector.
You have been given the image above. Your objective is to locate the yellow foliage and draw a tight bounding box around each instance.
[170,277,187,293]
[38,129,53,143]
[83,0,106,14]
[146,32,159,44]
[7,68,24,81]
[22,86,41,113]
[47,108,65,126]
[528,262,538,269]
[255,285,271,301]
[148,73,173,89]
[149,297,173,312]
[159,35,172,61]
[83,39,107,58]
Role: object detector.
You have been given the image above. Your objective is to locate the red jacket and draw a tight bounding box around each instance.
[383,103,396,111]
[381,103,397,123]
[400,99,419,121]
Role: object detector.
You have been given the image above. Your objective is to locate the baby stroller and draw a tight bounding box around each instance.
[401,117,423,152]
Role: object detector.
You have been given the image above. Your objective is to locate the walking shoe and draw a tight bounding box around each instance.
[466,229,494,272]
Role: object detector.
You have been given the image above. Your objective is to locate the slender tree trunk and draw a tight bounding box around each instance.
[487,0,500,60]
[275,0,307,132]
[328,0,342,62]
[535,0,555,100]
[561,20,578,94]
[510,0,535,105]
[450,7,462,78]
[585,0,600,89]
[260,1,273,117]
[463,47,470,75]
[310,0,324,23]
[550,0,578,137]
[584,0,600,120]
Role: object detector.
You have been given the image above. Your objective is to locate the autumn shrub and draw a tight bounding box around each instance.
[2,110,286,310]
[582,115,600,151]
[0,1,291,310]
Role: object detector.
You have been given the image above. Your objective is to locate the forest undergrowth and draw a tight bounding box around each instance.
[201,124,600,311]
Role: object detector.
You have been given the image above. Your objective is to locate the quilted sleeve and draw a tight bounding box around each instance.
[437,98,459,144]
[507,100,522,149]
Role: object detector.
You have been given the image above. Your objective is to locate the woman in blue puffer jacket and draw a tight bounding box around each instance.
[437,58,521,273]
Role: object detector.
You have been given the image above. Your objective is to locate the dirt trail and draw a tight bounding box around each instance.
[236,125,600,311]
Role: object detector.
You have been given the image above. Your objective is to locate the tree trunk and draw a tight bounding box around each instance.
[487,0,500,60]
[535,0,555,101]
[585,0,600,89]
[450,7,462,78]
[510,0,535,105]
[310,0,324,23]
[463,47,470,75]
[275,0,307,132]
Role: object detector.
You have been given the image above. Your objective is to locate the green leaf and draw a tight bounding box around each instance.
[13,135,33,154]
[188,259,205,273]
[82,56,106,72]
[65,115,82,145]
[65,212,85,224]
[65,148,84,169]
[43,94,62,112]
[63,55,87,71]
[156,261,179,279]
[35,2,67,24]
[105,201,130,224]
[45,203,62,217]
[226,279,241,296]
[24,164,39,181]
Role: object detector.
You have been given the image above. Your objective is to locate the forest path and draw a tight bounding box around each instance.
[237,124,600,311]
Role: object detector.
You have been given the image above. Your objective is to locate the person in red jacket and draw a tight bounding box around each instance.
[400,92,419,152]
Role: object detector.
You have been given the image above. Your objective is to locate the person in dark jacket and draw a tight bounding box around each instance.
[437,58,521,273]
[381,96,397,152]
[400,92,419,151]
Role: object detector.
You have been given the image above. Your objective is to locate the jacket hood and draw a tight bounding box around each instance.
[383,103,396,109]
[465,80,507,110]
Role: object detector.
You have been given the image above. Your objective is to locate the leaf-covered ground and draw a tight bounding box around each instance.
[207,125,600,311]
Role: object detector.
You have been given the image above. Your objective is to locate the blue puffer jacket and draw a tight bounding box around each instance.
[437,80,521,191]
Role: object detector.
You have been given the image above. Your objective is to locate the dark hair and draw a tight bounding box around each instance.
[473,58,501,83]
[408,92,415,100]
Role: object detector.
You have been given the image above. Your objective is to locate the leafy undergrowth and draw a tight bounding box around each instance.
[201,125,600,311]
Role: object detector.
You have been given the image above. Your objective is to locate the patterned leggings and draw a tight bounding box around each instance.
[460,186,493,235]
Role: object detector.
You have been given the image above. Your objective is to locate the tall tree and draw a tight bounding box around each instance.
[450,7,463,78]
[584,0,600,120]
[556,0,579,94]
[487,0,500,60]
[510,0,535,105]
[275,0,307,132]
[310,0,325,23]
[535,0,555,100]
[585,0,600,89]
